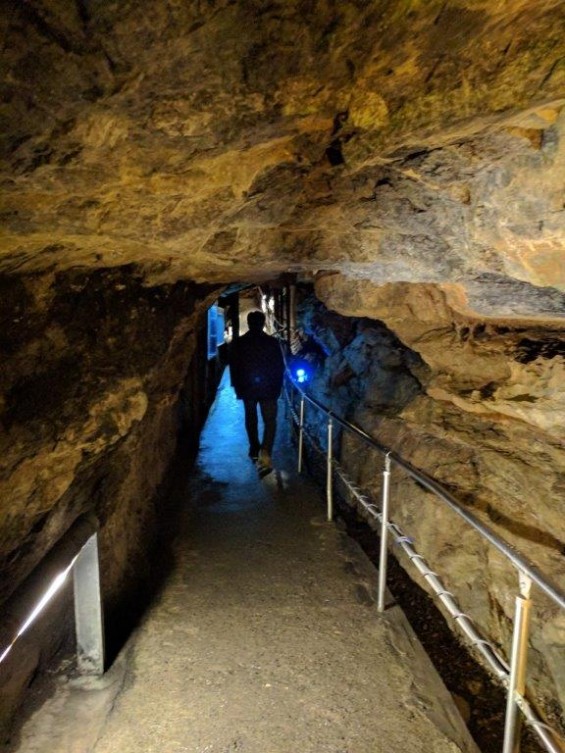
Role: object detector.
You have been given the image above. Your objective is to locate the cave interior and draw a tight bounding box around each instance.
[0,0,564,748]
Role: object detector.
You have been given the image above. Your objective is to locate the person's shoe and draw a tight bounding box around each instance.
[248,447,260,462]
[258,449,272,470]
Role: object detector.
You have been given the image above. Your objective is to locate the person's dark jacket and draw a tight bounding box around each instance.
[230,330,284,401]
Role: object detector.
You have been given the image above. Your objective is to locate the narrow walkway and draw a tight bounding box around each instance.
[12,371,478,753]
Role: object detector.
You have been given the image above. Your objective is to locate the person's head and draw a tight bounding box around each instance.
[247,310,266,332]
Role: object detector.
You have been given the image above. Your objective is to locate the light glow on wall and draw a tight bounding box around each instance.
[0,553,79,665]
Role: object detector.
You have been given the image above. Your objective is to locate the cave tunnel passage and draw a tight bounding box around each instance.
[7,367,477,753]
[2,275,563,753]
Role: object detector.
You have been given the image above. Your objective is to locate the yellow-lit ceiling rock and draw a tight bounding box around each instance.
[0,0,563,315]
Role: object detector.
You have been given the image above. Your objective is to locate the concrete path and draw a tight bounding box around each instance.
[10,371,478,753]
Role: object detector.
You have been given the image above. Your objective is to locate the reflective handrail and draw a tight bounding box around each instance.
[291,380,565,612]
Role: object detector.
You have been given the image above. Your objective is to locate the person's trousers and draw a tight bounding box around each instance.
[243,398,278,456]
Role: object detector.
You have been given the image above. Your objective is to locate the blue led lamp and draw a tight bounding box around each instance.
[290,358,311,385]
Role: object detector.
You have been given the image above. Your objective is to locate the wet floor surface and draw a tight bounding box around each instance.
[11,371,478,753]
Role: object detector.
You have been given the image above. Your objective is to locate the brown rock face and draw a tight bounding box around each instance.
[0,268,214,605]
[0,263,222,737]
[0,0,563,302]
[0,0,563,740]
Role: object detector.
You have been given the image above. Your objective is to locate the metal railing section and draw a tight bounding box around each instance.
[284,377,565,753]
[0,514,105,676]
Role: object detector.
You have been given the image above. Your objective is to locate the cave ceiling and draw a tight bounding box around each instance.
[0,0,564,320]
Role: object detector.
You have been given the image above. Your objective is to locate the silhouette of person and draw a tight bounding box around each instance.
[230,310,284,471]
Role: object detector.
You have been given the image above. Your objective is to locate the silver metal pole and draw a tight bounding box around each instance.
[298,396,305,473]
[502,574,532,753]
[73,533,105,675]
[326,418,334,521]
[377,453,392,612]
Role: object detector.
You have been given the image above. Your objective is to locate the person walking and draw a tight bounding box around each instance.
[230,310,285,472]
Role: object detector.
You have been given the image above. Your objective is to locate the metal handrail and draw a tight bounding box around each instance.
[292,381,565,611]
[284,371,565,753]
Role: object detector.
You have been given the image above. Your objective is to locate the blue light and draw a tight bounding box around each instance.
[296,367,307,384]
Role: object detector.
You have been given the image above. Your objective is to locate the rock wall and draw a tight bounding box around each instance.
[297,288,565,723]
[0,266,217,736]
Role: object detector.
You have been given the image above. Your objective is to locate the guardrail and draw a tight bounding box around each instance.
[284,374,565,753]
[0,514,105,677]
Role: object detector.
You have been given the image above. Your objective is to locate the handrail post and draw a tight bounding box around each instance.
[298,395,305,473]
[326,417,334,521]
[73,532,105,675]
[377,453,392,612]
[502,573,532,753]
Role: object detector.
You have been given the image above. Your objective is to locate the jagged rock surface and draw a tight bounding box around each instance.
[296,291,564,723]
[0,265,219,737]
[0,1,563,303]
[0,267,216,606]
